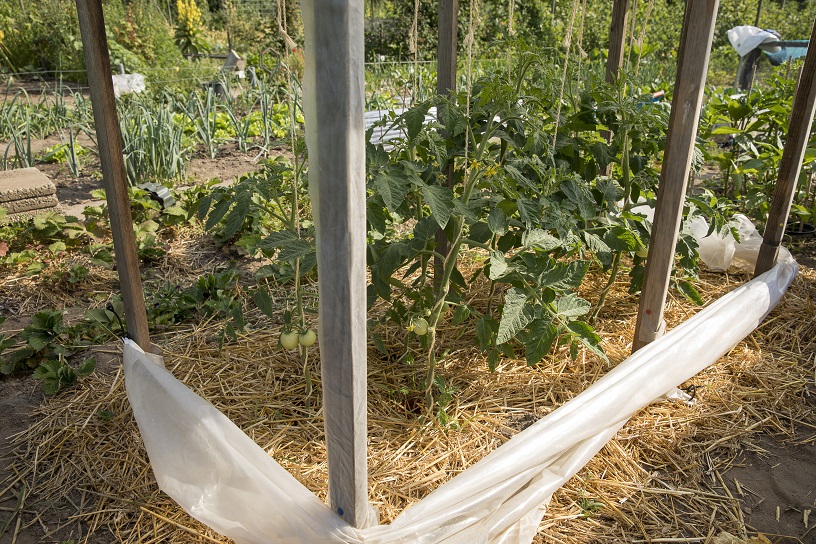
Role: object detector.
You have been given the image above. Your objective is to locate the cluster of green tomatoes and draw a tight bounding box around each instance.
[279,328,318,350]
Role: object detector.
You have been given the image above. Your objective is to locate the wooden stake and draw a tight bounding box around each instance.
[601,0,629,175]
[75,0,151,351]
[755,19,816,276]
[435,0,458,291]
[437,0,458,97]
[301,0,371,528]
[606,0,630,84]
[632,0,718,352]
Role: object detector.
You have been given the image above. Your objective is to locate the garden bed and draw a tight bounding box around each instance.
[0,235,814,543]
[2,56,816,544]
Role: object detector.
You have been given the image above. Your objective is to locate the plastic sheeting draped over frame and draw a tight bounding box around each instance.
[727,25,782,57]
[123,249,797,544]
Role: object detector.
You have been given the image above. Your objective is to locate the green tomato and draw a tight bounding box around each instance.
[412,317,429,336]
[280,330,300,350]
[299,329,317,347]
[636,246,649,258]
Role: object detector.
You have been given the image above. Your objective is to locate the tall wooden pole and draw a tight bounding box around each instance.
[437,0,458,96]
[75,0,152,351]
[755,19,816,276]
[435,0,458,290]
[606,0,629,84]
[602,0,629,175]
[301,0,371,528]
[632,0,718,352]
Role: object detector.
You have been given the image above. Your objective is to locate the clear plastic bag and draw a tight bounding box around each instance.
[689,214,771,274]
[111,73,146,97]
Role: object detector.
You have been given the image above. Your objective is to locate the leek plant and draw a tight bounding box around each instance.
[184,87,220,159]
[1,105,33,169]
[119,99,188,185]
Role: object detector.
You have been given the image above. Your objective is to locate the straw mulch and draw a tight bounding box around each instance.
[1,255,814,544]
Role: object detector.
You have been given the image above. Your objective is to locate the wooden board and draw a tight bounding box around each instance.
[632,0,719,352]
[755,18,816,276]
[435,0,458,286]
[605,0,629,84]
[301,0,371,529]
[75,0,152,351]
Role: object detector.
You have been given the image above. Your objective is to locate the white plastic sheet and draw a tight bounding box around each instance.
[689,214,767,274]
[365,108,438,146]
[727,25,782,57]
[111,73,146,97]
[123,240,796,544]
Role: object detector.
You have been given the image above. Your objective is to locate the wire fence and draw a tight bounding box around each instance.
[0,56,514,111]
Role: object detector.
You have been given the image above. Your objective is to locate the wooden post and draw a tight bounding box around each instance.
[437,0,458,97]
[601,0,629,175]
[75,0,152,351]
[632,0,718,352]
[755,19,816,276]
[606,0,629,84]
[435,0,458,290]
[300,0,371,528]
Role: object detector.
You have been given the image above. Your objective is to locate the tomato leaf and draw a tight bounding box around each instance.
[222,190,251,240]
[476,316,497,352]
[252,288,276,318]
[452,304,471,326]
[522,229,561,252]
[538,260,589,290]
[421,184,454,228]
[678,280,704,305]
[497,288,532,344]
[555,293,591,318]
[566,321,607,360]
[278,239,314,261]
[487,207,508,235]
[522,318,558,365]
[373,170,410,212]
[488,250,511,280]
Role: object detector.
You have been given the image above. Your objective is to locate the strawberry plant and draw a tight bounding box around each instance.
[33,357,96,395]
[1,310,76,375]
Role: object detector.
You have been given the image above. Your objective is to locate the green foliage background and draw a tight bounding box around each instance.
[2,0,816,85]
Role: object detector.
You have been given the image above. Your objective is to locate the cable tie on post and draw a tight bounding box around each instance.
[682,384,697,400]
[106,302,129,341]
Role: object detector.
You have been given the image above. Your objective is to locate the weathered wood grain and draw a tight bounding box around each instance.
[301,0,372,528]
[435,0,458,287]
[755,18,816,276]
[633,0,718,352]
[605,0,629,84]
[75,0,152,351]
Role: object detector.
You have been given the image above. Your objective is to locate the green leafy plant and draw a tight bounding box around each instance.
[174,0,209,56]
[192,270,246,344]
[700,71,815,225]
[1,310,76,375]
[33,357,96,395]
[118,97,189,184]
